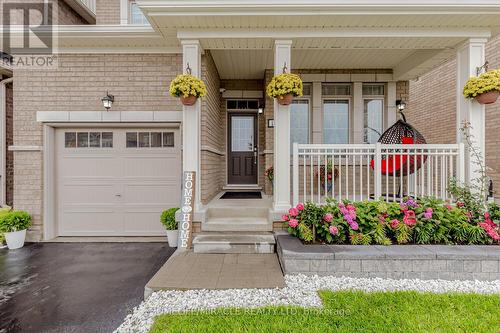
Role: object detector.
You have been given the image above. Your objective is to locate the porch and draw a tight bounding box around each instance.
[136,5,491,216]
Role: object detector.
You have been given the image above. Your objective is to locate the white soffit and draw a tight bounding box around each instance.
[211,48,454,80]
[54,25,181,53]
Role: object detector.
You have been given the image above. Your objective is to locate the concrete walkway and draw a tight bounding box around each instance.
[145,252,285,295]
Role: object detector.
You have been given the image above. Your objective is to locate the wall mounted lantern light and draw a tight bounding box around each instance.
[396,99,406,112]
[101,91,114,111]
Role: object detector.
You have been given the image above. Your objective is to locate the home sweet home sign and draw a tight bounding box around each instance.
[179,171,195,249]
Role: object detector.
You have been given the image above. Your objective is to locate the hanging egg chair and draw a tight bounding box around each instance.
[370,111,427,177]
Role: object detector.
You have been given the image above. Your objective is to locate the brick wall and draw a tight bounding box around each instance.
[5,82,13,206]
[12,53,182,240]
[409,35,500,199]
[96,0,120,25]
[200,51,223,204]
[0,0,86,25]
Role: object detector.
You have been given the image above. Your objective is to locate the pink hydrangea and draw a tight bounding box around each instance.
[289,207,299,217]
[423,208,433,219]
[339,202,358,230]
[479,222,500,241]
[288,219,299,228]
[296,202,305,211]
[282,214,289,221]
[329,225,339,236]
[390,219,400,229]
[324,213,333,222]
[403,210,416,226]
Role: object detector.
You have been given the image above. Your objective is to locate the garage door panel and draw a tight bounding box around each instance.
[122,156,180,178]
[56,128,181,237]
[59,212,122,235]
[123,183,179,205]
[122,211,167,235]
[60,186,117,204]
[60,155,120,178]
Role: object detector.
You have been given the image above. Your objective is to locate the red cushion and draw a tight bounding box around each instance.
[401,136,415,144]
[370,137,413,175]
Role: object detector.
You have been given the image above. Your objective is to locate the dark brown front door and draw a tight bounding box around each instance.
[228,114,258,184]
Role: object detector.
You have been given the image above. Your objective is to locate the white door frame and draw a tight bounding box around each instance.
[39,111,182,240]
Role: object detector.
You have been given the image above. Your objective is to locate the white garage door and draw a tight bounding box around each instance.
[56,128,181,236]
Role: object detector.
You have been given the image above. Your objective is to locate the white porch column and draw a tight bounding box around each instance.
[273,40,292,212]
[456,38,487,184]
[181,40,202,210]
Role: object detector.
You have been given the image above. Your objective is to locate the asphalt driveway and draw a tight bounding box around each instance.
[0,242,175,333]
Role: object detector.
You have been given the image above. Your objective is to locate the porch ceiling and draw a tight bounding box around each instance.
[138,0,500,80]
[210,42,458,80]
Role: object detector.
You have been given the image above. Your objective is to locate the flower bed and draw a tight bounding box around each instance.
[282,198,500,245]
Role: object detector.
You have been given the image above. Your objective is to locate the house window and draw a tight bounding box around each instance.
[323,100,350,144]
[322,84,351,96]
[290,99,310,149]
[363,84,385,144]
[226,100,259,110]
[126,132,174,148]
[65,132,113,148]
[129,2,148,25]
[364,100,384,143]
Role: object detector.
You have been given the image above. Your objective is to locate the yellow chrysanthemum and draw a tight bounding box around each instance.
[463,69,500,99]
[169,74,207,98]
[266,73,303,98]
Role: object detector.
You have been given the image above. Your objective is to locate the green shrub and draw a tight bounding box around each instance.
[160,208,179,231]
[282,198,498,245]
[0,210,32,233]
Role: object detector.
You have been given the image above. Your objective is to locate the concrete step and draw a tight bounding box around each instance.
[202,217,272,232]
[206,206,269,219]
[193,232,276,254]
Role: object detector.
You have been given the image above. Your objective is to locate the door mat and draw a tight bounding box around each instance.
[220,192,262,199]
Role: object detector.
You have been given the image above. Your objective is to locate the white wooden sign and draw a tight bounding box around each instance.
[179,171,195,249]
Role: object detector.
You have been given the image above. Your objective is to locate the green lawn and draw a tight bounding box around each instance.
[150,290,500,333]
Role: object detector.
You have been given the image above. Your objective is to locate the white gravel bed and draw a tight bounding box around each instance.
[115,274,500,333]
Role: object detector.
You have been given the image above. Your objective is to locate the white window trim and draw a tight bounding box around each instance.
[120,0,128,25]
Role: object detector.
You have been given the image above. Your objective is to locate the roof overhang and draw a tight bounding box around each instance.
[134,0,500,80]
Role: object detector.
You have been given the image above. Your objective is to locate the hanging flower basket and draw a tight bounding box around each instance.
[277,94,294,106]
[266,73,303,106]
[475,90,500,105]
[169,74,207,106]
[463,69,500,105]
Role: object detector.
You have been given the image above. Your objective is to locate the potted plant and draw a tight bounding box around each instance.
[0,209,32,250]
[169,74,207,106]
[463,69,500,105]
[266,73,303,106]
[265,166,274,187]
[161,207,179,248]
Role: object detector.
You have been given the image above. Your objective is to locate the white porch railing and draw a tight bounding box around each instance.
[292,143,465,205]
